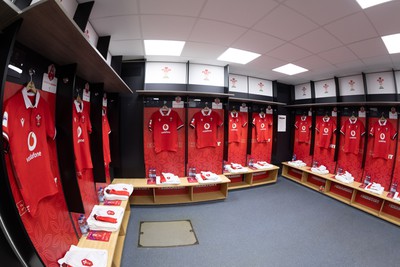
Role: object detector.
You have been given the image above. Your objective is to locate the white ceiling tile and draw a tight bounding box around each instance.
[232,31,285,54]
[361,55,394,71]
[91,15,141,40]
[247,55,287,70]
[324,12,378,44]
[319,47,359,65]
[200,0,278,27]
[348,38,389,59]
[139,0,206,16]
[284,0,360,25]
[90,0,139,19]
[253,5,318,41]
[291,28,342,53]
[293,55,334,71]
[334,59,366,74]
[109,39,144,56]
[140,15,196,40]
[364,0,400,36]
[188,19,248,46]
[267,43,312,62]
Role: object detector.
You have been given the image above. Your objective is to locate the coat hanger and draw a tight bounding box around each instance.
[203,102,210,111]
[380,112,386,122]
[161,101,169,112]
[350,111,356,121]
[27,68,37,94]
[232,106,237,114]
[76,94,82,104]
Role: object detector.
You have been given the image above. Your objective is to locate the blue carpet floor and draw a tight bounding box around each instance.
[121,177,400,267]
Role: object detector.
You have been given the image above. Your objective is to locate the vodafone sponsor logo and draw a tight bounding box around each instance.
[77,126,85,143]
[26,132,42,162]
[27,132,37,151]
[161,123,171,134]
[350,130,356,139]
[379,133,386,142]
[301,125,306,132]
[360,194,379,203]
[323,127,329,134]
[261,123,265,129]
[202,122,212,133]
[232,123,237,129]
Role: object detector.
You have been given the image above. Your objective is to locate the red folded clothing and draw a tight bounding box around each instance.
[93,214,117,224]
[106,189,130,196]
[160,176,166,183]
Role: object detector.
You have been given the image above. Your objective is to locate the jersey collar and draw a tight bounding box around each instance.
[349,117,357,124]
[22,87,40,109]
[74,100,84,113]
[301,116,307,121]
[259,113,266,119]
[323,116,330,122]
[201,109,212,116]
[230,112,238,118]
[378,119,387,126]
[159,108,171,116]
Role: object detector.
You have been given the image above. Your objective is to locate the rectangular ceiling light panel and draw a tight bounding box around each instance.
[355,0,392,9]
[272,63,308,75]
[144,40,185,56]
[381,33,400,54]
[218,48,261,64]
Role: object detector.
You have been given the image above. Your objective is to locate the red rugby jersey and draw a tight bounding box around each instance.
[72,100,93,174]
[315,116,336,149]
[369,119,397,159]
[252,113,273,143]
[340,118,365,155]
[2,88,58,215]
[102,109,111,166]
[148,108,184,153]
[228,112,247,143]
[190,109,223,148]
[295,116,312,143]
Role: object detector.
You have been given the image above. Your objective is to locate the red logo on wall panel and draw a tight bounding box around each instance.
[107,210,115,215]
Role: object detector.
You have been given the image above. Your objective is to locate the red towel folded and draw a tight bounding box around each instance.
[106,189,130,196]
[94,214,117,224]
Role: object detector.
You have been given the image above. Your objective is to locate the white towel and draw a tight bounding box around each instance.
[104,183,134,200]
[226,163,248,173]
[311,165,329,175]
[58,245,108,267]
[87,205,124,232]
[253,161,272,170]
[393,192,400,201]
[156,173,181,185]
[288,160,306,167]
[365,182,384,195]
[200,171,220,181]
[196,174,221,184]
[335,171,354,184]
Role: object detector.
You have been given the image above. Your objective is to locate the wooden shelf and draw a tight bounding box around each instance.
[16,0,132,93]
[325,192,351,204]
[224,165,279,191]
[137,90,234,98]
[117,176,231,205]
[228,182,251,190]
[379,212,400,226]
[0,0,19,31]
[113,235,125,267]
[77,199,130,267]
[351,202,380,216]
[281,162,400,226]
[229,97,286,106]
